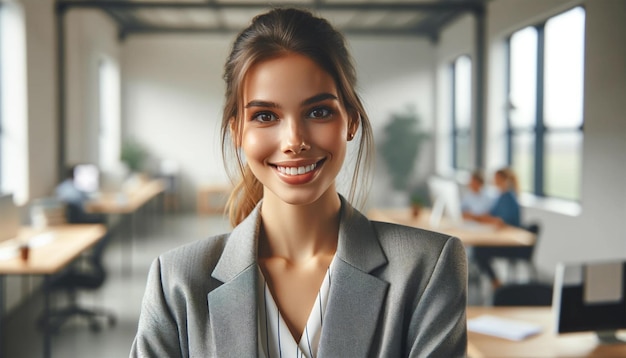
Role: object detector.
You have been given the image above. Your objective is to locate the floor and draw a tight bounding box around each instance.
[2,210,498,358]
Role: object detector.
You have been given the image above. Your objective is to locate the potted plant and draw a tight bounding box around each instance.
[379,105,429,205]
[409,185,430,218]
[120,139,148,190]
[120,139,146,174]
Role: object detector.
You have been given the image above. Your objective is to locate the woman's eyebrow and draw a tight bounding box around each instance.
[302,93,338,106]
[245,100,279,109]
[244,93,338,109]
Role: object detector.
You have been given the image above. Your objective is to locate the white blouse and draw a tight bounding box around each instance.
[257,259,335,358]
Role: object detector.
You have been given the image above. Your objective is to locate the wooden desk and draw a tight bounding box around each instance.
[0,224,106,358]
[367,207,535,247]
[196,184,231,215]
[86,179,165,214]
[467,306,626,358]
[86,179,165,274]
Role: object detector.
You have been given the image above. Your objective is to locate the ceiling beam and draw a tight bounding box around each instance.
[57,0,484,13]
[120,24,436,37]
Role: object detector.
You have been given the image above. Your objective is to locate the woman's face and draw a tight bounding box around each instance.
[494,173,506,191]
[237,53,355,206]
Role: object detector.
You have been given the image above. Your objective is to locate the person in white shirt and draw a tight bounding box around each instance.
[461,171,495,217]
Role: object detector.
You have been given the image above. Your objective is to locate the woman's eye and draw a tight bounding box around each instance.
[308,108,331,119]
[252,112,277,122]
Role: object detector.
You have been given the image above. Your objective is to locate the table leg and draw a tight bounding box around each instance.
[0,276,4,358]
[122,213,135,276]
[42,276,51,358]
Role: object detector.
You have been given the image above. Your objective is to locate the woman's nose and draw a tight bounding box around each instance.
[282,118,310,154]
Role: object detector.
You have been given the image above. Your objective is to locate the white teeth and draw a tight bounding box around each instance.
[277,163,317,176]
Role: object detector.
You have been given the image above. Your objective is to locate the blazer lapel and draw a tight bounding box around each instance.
[207,265,258,357]
[318,198,389,357]
[207,206,262,357]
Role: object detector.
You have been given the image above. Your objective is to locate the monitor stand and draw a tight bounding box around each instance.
[596,330,626,344]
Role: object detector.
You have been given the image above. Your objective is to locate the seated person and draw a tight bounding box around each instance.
[56,165,106,224]
[461,171,496,217]
[465,168,521,289]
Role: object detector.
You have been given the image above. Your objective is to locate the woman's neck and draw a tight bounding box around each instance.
[258,189,341,263]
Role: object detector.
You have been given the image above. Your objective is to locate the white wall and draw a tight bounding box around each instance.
[122,35,232,210]
[350,37,436,208]
[65,9,120,167]
[122,34,435,210]
[438,0,626,276]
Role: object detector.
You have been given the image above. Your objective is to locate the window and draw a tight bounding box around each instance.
[0,2,28,203]
[98,57,121,174]
[0,5,3,190]
[506,7,585,201]
[451,55,472,171]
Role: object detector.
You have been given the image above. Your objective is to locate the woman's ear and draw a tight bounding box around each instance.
[229,118,241,147]
[347,111,361,141]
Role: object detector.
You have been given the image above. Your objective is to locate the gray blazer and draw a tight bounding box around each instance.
[130,198,467,357]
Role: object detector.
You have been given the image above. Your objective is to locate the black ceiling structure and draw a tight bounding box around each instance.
[53,0,488,181]
[57,0,487,40]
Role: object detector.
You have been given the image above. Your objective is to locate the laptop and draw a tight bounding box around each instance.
[0,193,20,243]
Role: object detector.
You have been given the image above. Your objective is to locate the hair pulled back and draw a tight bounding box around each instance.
[221,8,374,227]
[495,167,519,194]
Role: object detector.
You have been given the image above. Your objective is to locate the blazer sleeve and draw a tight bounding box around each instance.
[408,236,468,357]
[130,257,185,358]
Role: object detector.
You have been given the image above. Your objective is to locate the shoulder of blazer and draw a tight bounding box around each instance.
[368,220,461,267]
[370,220,455,246]
[156,233,231,290]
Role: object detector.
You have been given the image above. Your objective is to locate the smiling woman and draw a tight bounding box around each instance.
[131,8,467,358]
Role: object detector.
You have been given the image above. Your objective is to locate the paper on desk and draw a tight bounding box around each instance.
[468,315,542,341]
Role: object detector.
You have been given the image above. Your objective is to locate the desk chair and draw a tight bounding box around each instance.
[40,203,116,332]
[493,282,553,306]
[501,223,541,282]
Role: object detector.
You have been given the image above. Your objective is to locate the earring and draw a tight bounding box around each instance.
[348,133,355,140]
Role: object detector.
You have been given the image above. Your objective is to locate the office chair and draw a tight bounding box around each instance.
[501,222,541,282]
[493,282,553,306]
[39,203,116,333]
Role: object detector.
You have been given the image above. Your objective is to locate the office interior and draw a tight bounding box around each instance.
[1,0,625,356]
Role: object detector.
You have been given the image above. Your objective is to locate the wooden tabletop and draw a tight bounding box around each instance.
[0,224,106,275]
[367,207,535,247]
[467,306,626,358]
[86,179,165,214]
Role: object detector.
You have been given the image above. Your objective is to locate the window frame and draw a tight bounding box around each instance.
[505,6,585,202]
[450,54,473,172]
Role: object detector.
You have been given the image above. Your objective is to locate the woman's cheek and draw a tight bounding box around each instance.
[242,128,275,161]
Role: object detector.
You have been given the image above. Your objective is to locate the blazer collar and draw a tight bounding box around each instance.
[212,195,388,282]
[208,195,389,356]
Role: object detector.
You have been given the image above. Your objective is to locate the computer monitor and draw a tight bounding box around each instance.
[553,259,626,344]
[427,176,463,228]
[73,164,100,193]
[0,193,20,243]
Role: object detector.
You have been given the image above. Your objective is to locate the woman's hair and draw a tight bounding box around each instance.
[220,7,374,227]
[495,167,519,194]
[470,170,484,185]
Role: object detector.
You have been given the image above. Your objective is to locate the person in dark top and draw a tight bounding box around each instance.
[465,168,521,289]
[55,165,105,224]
